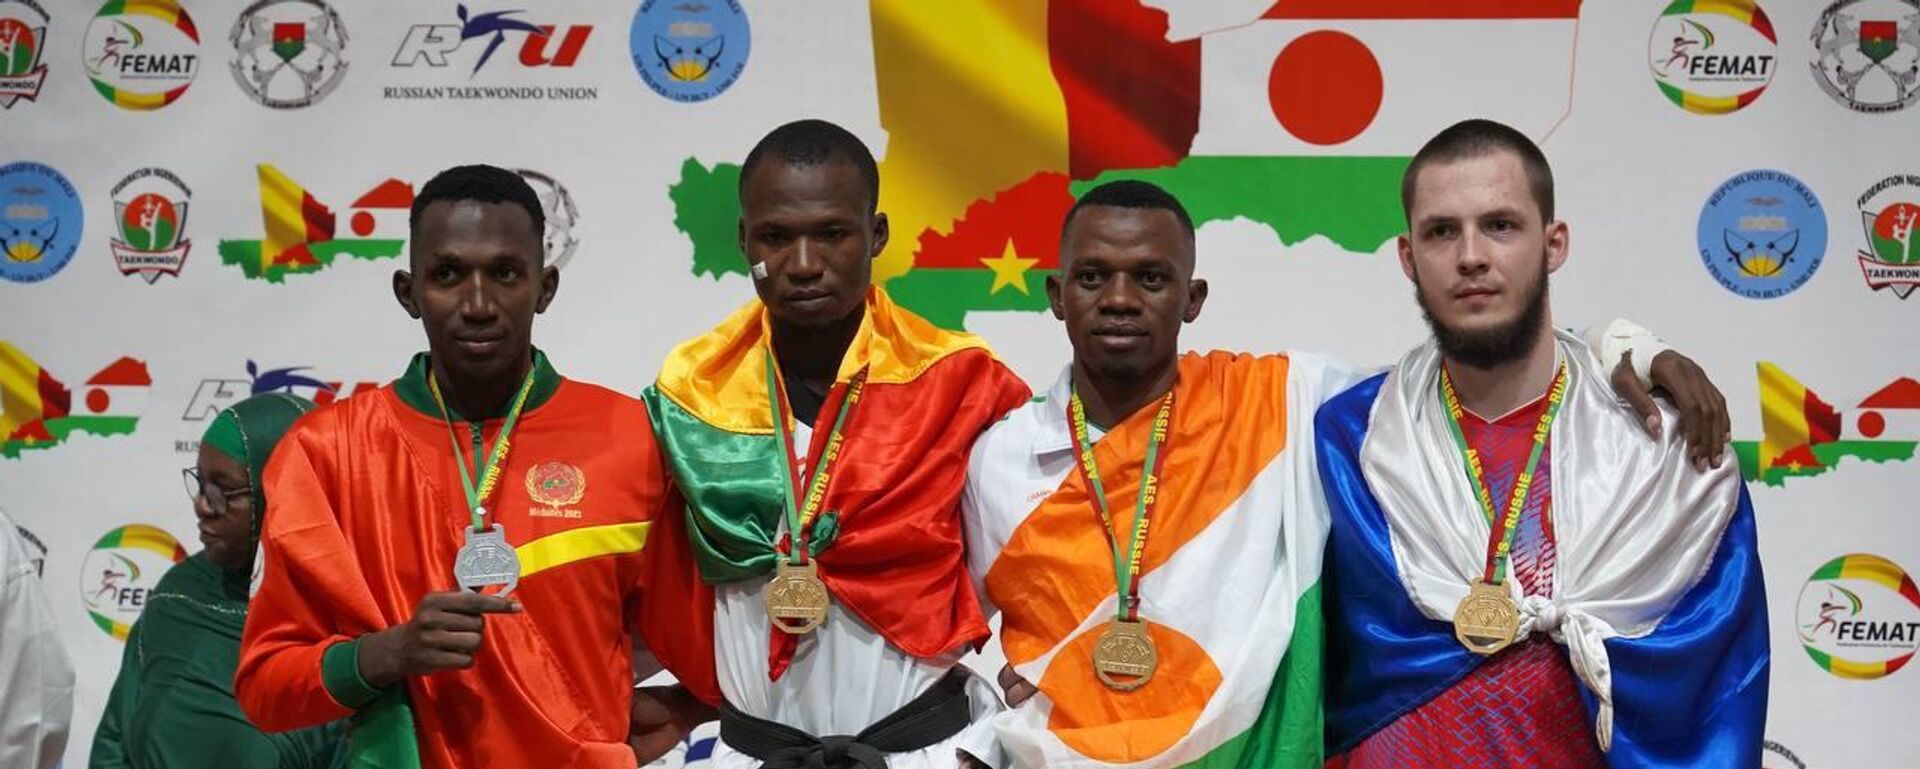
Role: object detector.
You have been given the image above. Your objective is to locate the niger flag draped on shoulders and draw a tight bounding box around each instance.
[965,350,1368,769]
[238,350,675,769]
[639,287,1030,705]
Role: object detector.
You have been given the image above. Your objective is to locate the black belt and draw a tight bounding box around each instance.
[719,668,974,769]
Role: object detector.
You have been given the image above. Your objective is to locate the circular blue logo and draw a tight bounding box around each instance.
[0,162,83,284]
[1697,169,1827,299]
[630,0,749,102]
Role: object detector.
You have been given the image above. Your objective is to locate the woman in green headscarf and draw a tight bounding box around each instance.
[92,393,346,769]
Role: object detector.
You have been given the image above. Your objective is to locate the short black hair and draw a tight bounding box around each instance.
[410,164,546,248]
[1401,119,1555,225]
[738,119,881,212]
[1060,179,1196,251]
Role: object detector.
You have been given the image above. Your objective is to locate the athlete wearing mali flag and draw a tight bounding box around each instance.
[238,166,688,769]
[965,179,1731,769]
[636,121,1032,769]
[1315,121,1768,768]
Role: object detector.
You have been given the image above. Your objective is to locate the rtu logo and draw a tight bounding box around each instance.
[182,360,379,423]
[393,4,590,73]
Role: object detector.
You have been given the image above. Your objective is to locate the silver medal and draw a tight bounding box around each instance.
[453,524,520,598]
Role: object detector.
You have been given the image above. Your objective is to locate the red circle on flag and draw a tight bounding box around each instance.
[1267,30,1383,146]
[1859,410,1886,439]
[352,211,376,237]
[87,388,110,413]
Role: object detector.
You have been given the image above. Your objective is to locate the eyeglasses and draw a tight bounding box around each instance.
[184,467,252,517]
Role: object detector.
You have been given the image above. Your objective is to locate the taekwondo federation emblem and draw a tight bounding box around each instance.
[383,4,598,101]
[176,360,376,453]
[1796,553,1920,681]
[229,0,349,109]
[630,0,750,102]
[517,169,580,270]
[0,161,83,284]
[109,167,192,283]
[78,524,186,640]
[1854,174,1920,298]
[390,4,592,74]
[526,461,586,518]
[1697,169,1827,299]
[1811,0,1920,113]
[0,0,50,108]
[181,360,376,417]
[82,0,200,111]
[1648,0,1779,115]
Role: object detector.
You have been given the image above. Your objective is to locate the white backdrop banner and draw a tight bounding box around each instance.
[2,1,1916,766]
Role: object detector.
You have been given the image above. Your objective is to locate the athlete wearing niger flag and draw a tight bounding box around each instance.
[965,180,1732,769]
[632,121,1031,769]
[237,166,696,768]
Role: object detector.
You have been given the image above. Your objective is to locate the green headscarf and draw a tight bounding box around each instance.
[199,392,314,595]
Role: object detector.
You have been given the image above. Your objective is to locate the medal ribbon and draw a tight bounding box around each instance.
[429,367,537,531]
[764,353,866,566]
[1066,387,1174,623]
[1438,361,1568,585]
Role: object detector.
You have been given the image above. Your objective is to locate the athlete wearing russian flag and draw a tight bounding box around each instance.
[1315,120,1769,768]
[963,180,1727,769]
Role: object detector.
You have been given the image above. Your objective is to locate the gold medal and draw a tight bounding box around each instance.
[1453,580,1521,656]
[1091,618,1159,691]
[762,357,865,637]
[765,559,829,635]
[1438,364,1566,658]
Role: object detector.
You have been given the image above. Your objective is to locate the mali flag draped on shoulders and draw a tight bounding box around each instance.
[639,287,1031,700]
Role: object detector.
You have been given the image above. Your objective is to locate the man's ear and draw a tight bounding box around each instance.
[1045,273,1066,321]
[1397,233,1417,282]
[535,263,560,314]
[870,211,890,261]
[1184,279,1208,323]
[1545,219,1570,274]
[393,269,420,318]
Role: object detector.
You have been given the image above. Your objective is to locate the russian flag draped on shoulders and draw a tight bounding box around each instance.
[1313,331,1769,768]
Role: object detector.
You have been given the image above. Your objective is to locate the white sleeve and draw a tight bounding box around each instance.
[960,457,999,621]
[0,519,74,769]
[1581,318,1673,390]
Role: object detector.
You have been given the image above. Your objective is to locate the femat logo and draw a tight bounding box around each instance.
[1796,553,1920,680]
[79,523,185,640]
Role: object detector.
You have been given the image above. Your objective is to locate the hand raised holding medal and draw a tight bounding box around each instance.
[432,371,536,598]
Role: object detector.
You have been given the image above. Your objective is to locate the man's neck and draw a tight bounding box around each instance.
[1072,357,1178,430]
[430,353,532,422]
[772,303,864,394]
[1443,326,1559,420]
